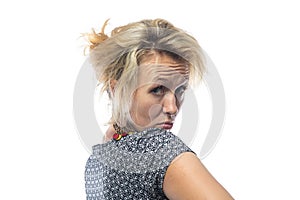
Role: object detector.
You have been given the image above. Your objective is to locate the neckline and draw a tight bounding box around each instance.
[94,127,168,148]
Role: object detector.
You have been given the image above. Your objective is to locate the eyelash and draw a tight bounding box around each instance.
[150,85,165,96]
[176,86,187,94]
[175,86,187,100]
[150,85,187,97]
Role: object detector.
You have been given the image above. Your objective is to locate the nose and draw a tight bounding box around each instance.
[162,92,178,117]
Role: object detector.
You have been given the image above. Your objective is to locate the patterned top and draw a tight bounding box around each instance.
[85,128,195,200]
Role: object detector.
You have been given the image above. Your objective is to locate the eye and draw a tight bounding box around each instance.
[175,85,187,100]
[150,85,166,96]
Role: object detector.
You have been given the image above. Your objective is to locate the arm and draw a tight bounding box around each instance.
[163,152,233,200]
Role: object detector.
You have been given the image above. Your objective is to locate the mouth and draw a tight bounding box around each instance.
[161,122,173,129]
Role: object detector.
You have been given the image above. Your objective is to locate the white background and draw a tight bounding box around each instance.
[0,0,299,199]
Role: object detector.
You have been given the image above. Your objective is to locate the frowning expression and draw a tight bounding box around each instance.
[130,52,189,131]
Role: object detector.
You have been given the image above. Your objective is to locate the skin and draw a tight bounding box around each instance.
[129,52,189,130]
[107,52,233,199]
[163,152,234,199]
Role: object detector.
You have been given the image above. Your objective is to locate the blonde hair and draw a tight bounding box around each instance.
[84,18,205,130]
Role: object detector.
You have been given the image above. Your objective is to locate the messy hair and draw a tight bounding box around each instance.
[84,18,205,130]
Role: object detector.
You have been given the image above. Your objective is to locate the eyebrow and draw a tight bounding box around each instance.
[150,77,189,89]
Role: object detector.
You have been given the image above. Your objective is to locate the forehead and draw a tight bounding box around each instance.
[138,53,189,87]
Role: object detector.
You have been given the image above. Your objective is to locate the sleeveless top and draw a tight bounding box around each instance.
[85,128,195,200]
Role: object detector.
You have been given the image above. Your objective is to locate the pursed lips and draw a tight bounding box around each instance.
[158,121,174,129]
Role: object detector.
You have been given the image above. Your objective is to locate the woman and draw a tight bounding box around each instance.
[84,18,233,199]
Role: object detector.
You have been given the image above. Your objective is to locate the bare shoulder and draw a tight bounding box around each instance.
[163,152,234,200]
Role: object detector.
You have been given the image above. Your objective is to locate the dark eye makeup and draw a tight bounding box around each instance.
[150,85,166,96]
[150,84,187,98]
[175,85,187,94]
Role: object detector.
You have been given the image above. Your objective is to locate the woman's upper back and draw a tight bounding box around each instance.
[85,128,194,199]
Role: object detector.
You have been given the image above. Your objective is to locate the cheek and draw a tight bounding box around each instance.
[130,92,162,123]
[130,92,150,119]
[148,104,163,118]
[176,98,184,109]
[135,98,159,118]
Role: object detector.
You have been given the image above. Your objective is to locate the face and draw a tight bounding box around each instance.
[129,53,189,131]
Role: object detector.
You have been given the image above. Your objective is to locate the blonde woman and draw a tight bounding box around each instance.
[84,18,233,200]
